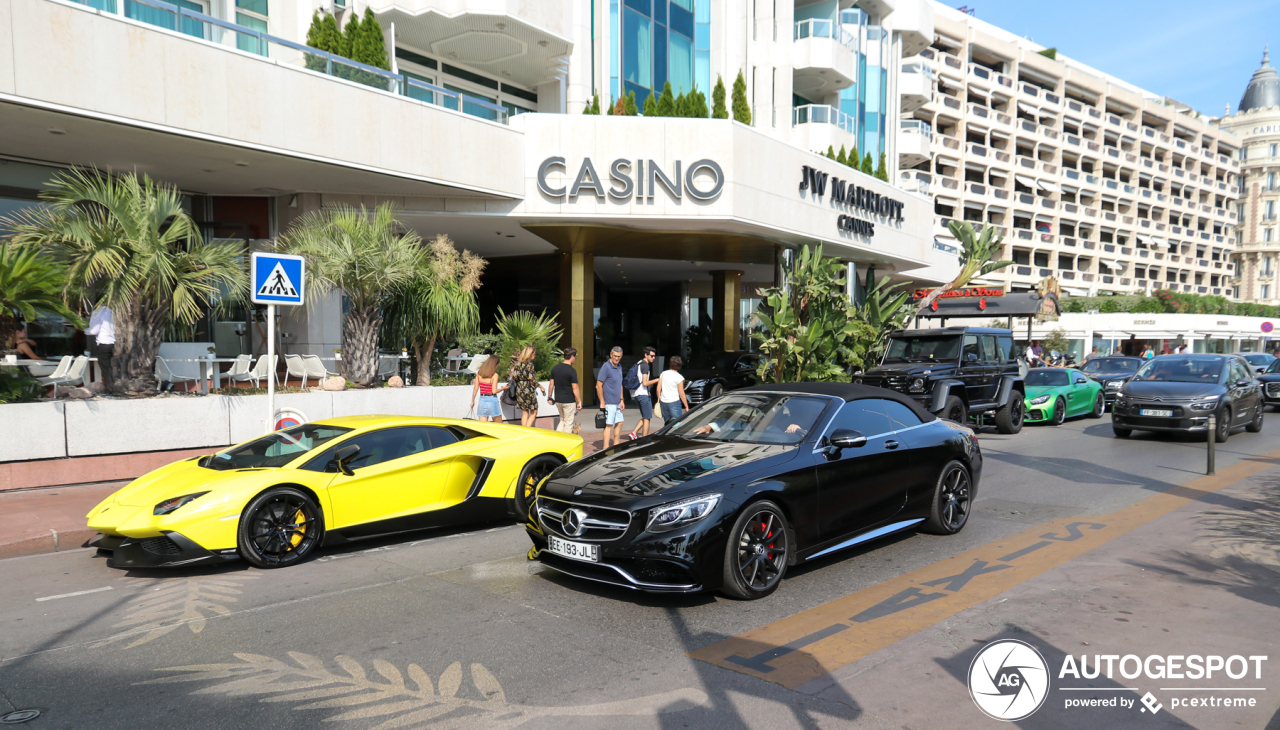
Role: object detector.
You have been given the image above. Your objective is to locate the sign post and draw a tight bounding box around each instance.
[250,252,306,434]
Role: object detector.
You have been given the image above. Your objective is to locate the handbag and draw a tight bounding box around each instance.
[500,382,517,407]
[594,408,608,429]
[463,405,477,421]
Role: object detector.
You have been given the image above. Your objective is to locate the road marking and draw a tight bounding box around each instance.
[36,586,113,602]
[689,446,1280,691]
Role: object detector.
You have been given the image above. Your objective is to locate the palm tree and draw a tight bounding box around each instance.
[0,243,84,349]
[914,220,1013,315]
[2,169,247,396]
[278,203,424,387]
[381,234,486,385]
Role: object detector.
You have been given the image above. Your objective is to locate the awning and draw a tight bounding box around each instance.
[1125,331,1185,339]
[936,195,960,205]
[1015,174,1037,187]
[1136,234,1152,244]
[1100,259,1125,270]
[968,86,990,98]
[1150,236,1168,248]
[1037,180,1061,193]
[1063,287,1090,296]
[1061,183,1079,193]
[1017,101,1039,115]
[963,200,985,209]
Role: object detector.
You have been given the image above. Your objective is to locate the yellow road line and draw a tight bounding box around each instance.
[689,447,1280,690]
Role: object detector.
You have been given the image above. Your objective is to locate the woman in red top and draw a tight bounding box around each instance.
[470,355,504,422]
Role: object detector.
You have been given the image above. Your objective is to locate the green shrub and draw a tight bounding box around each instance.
[0,369,47,403]
[495,309,563,379]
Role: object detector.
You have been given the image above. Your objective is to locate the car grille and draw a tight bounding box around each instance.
[140,536,183,555]
[1267,383,1280,399]
[536,496,631,542]
[863,375,909,392]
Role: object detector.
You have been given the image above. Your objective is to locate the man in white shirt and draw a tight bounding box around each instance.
[86,306,115,392]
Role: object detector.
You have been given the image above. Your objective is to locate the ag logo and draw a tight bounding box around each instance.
[968,640,1049,721]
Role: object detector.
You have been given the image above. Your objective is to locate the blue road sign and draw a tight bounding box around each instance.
[251,252,305,306]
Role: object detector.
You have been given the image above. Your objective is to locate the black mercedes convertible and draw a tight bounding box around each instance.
[524,382,982,599]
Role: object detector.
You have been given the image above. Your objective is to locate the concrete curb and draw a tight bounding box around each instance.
[0,527,98,560]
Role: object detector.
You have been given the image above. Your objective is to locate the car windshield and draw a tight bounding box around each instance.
[1133,357,1223,384]
[1267,359,1280,374]
[883,335,961,362]
[1081,358,1140,374]
[666,394,828,445]
[204,424,352,471]
[1243,353,1274,365]
[1025,370,1070,386]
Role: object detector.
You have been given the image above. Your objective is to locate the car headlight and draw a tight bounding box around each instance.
[909,378,926,393]
[1029,395,1051,405]
[153,492,210,516]
[646,494,722,533]
[1190,397,1221,411]
[1105,380,1124,390]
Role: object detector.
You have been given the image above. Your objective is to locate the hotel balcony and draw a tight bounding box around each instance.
[791,104,857,154]
[899,62,932,113]
[889,0,933,57]
[792,20,858,98]
[898,119,932,169]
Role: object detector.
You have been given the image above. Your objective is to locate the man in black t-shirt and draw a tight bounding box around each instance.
[627,347,661,441]
[549,348,582,434]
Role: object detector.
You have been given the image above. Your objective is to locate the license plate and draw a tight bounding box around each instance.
[548,535,599,563]
[1140,408,1173,417]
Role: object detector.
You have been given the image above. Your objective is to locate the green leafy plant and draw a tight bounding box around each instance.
[731,70,751,124]
[381,234,486,385]
[277,203,425,388]
[855,269,915,356]
[847,144,860,170]
[643,90,658,116]
[0,369,44,404]
[0,242,83,350]
[3,168,247,397]
[495,308,563,379]
[656,81,676,117]
[1038,47,1057,60]
[303,10,343,72]
[624,90,638,116]
[861,153,874,175]
[459,332,502,357]
[1042,327,1070,355]
[875,152,888,182]
[914,220,1014,316]
[711,75,729,119]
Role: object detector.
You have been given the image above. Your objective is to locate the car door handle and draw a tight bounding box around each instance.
[885,440,900,450]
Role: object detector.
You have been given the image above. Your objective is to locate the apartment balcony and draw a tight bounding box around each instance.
[898,120,932,168]
[891,0,933,57]
[899,170,932,195]
[791,104,857,153]
[793,20,858,98]
[899,62,932,113]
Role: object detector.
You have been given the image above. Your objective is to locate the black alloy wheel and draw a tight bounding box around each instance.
[238,487,324,569]
[1050,397,1067,426]
[923,461,971,535]
[943,395,967,424]
[514,455,562,518]
[995,396,1024,434]
[1090,392,1106,418]
[1248,403,1265,433]
[721,501,789,600]
[1214,408,1232,443]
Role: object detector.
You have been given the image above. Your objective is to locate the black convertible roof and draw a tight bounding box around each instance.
[736,382,936,422]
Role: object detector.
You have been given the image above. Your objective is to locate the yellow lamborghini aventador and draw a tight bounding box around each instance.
[86,416,581,569]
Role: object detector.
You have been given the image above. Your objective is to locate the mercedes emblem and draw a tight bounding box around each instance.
[562,508,587,536]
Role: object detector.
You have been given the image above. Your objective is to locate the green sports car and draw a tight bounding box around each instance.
[1023,367,1106,425]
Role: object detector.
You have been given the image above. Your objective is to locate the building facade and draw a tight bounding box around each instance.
[0,0,952,390]
[905,3,1241,300]
[1221,48,1280,304]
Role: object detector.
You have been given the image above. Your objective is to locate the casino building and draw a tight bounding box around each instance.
[0,0,954,387]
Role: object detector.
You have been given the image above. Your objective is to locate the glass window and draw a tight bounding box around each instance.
[302,427,434,473]
[883,334,961,361]
[962,335,981,362]
[426,427,459,450]
[1265,284,1273,299]
[205,425,352,471]
[996,335,1015,361]
[654,22,668,89]
[236,12,267,54]
[980,335,999,363]
[235,0,267,14]
[667,394,829,444]
[668,1,694,37]
[883,400,922,429]
[1133,356,1223,384]
[827,400,895,437]
[623,9,653,90]
[1025,370,1069,386]
[668,32,692,94]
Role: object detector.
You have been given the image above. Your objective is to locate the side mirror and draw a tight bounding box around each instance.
[1236,379,1252,388]
[965,352,979,362]
[829,429,868,450]
[333,444,360,476]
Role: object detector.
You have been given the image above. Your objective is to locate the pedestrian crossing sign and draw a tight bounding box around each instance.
[251,252,306,306]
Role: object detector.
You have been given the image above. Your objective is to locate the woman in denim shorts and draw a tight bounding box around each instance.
[470,355,504,421]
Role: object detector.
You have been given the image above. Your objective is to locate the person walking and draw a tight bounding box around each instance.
[86,305,114,393]
[469,355,503,423]
[509,345,545,428]
[549,348,582,434]
[1084,346,1100,362]
[1142,345,1155,360]
[596,346,625,449]
[658,355,690,424]
[626,347,660,440]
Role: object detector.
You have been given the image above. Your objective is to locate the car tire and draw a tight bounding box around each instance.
[708,383,724,401]
[943,395,967,424]
[994,396,1024,434]
[720,500,790,600]
[514,455,563,519]
[1214,408,1232,443]
[1113,425,1132,438]
[1051,397,1066,426]
[922,461,972,535]
[238,487,325,569]
[1089,392,1105,418]
[1247,404,1265,433]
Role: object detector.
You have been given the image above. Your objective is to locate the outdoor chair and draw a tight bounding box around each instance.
[464,353,489,374]
[442,348,464,375]
[301,355,336,385]
[49,355,88,396]
[154,357,196,391]
[36,356,72,386]
[378,355,398,381]
[229,355,277,388]
[223,355,251,388]
[284,354,308,387]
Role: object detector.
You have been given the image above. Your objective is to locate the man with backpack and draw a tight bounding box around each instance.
[625,347,660,441]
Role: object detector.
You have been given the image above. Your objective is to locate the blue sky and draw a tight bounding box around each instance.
[948,0,1280,116]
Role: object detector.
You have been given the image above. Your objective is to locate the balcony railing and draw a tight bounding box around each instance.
[794,19,859,52]
[901,119,933,138]
[793,104,855,133]
[69,0,510,123]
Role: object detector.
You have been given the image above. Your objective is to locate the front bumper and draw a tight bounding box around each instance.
[528,540,703,593]
[89,531,240,569]
[1111,409,1213,433]
[1024,402,1053,422]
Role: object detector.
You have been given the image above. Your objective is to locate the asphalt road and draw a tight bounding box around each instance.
[1,414,1278,729]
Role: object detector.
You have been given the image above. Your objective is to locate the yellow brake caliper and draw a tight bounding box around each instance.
[289,508,307,547]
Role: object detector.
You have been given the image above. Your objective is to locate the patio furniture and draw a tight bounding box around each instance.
[464,353,489,374]
[284,354,309,387]
[301,355,337,386]
[155,357,197,390]
[378,354,399,381]
[442,348,466,375]
[49,355,88,395]
[229,355,277,388]
[35,356,73,385]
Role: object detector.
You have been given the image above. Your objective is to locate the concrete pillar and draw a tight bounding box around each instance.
[558,251,595,402]
[711,270,743,353]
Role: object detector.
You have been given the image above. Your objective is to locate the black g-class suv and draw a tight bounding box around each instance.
[859,326,1026,433]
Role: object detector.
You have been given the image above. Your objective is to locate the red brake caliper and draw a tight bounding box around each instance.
[763,521,774,560]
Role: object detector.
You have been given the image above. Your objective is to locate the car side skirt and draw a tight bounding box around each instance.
[802,518,926,562]
[324,496,511,544]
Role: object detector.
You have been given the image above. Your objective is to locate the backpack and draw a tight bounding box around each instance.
[622,362,643,390]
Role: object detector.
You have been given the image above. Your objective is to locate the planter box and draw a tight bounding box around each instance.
[226,391,336,444]
[0,401,66,461]
[64,396,231,457]
[330,387,433,418]
[430,384,559,421]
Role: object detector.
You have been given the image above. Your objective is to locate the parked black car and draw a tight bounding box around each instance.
[1080,356,1144,407]
[1241,352,1276,374]
[1111,354,1263,442]
[860,327,1025,434]
[1257,358,1280,408]
[525,382,982,599]
[682,351,764,405]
